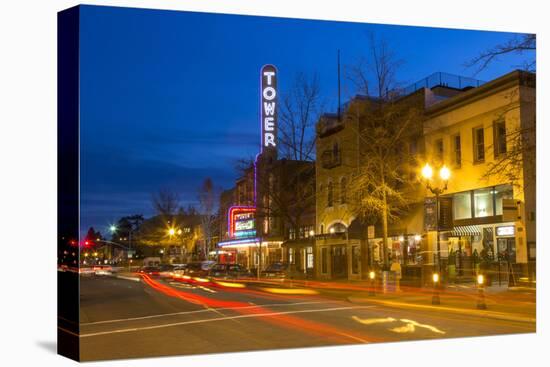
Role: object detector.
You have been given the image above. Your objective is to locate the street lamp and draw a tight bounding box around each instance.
[168,228,176,236]
[421,163,451,274]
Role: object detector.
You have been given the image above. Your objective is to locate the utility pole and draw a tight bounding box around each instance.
[337,49,341,121]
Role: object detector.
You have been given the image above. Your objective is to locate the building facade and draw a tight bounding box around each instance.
[314,106,362,280]
[217,157,316,273]
[423,70,536,281]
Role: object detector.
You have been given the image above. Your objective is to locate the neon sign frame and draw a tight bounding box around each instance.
[228,206,256,239]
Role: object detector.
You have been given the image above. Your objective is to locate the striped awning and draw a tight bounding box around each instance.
[450,225,481,237]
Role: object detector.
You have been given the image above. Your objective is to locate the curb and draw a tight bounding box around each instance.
[348,297,536,324]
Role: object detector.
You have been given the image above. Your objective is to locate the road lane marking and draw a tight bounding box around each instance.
[79,305,375,337]
[352,316,396,325]
[397,319,446,334]
[352,316,446,335]
[80,301,327,326]
[389,323,416,333]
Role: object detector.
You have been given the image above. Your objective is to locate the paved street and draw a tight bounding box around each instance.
[75,275,535,361]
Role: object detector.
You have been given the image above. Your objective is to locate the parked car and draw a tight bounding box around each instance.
[158,264,177,278]
[169,264,187,276]
[137,266,160,276]
[209,263,253,279]
[142,257,161,267]
[183,261,216,277]
[261,262,289,279]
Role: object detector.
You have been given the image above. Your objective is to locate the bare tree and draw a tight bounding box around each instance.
[279,72,324,161]
[347,34,404,98]
[466,35,536,191]
[151,189,180,217]
[466,34,536,74]
[198,177,219,259]
[347,36,422,268]
[481,79,536,192]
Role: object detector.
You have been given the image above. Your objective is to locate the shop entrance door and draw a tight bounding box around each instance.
[497,238,516,263]
[331,245,347,279]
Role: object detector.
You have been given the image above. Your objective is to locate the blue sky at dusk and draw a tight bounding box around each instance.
[78,5,533,235]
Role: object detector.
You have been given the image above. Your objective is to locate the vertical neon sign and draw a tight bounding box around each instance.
[261,64,278,153]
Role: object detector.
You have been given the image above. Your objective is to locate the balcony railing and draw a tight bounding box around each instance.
[400,72,486,96]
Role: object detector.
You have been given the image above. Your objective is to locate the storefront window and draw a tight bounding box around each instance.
[321,247,328,273]
[306,247,314,269]
[453,191,472,220]
[474,188,494,217]
[351,246,360,274]
[494,184,513,215]
[289,228,295,240]
[288,248,294,264]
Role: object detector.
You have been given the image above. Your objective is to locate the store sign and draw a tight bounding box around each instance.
[228,206,257,239]
[496,226,515,236]
[424,197,437,231]
[261,64,277,150]
[235,212,255,231]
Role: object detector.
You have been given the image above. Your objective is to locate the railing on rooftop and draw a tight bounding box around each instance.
[400,72,486,96]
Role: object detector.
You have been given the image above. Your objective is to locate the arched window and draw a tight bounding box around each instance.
[327,181,333,207]
[340,177,347,204]
[328,222,347,234]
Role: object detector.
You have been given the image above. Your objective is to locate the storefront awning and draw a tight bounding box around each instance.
[450,225,481,237]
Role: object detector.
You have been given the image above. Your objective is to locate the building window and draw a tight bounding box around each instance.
[328,222,347,234]
[435,138,444,162]
[320,224,324,234]
[474,188,494,217]
[289,228,296,240]
[340,177,347,204]
[306,247,314,269]
[453,191,472,220]
[494,184,513,215]
[494,119,507,157]
[351,246,360,274]
[453,134,461,167]
[473,127,485,163]
[409,139,418,155]
[333,141,340,161]
[321,247,328,273]
[289,248,294,264]
[327,181,333,207]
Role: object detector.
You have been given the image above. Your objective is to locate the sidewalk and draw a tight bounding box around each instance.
[347,284,535,324]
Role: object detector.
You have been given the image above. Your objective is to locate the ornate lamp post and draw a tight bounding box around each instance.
[421,163,451,274]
